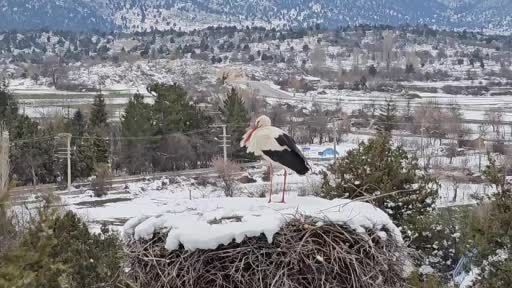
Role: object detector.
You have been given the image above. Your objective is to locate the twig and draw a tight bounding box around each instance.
[125,216,408,288]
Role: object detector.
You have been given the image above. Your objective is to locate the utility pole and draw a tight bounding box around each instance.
[504,146,511,191]
[478,138,483,172]
[57,133,72,191]
[333,127,338,162]
[67,134,71,191]
[213,124,231,164]
[477,125,487,172]
[222,125,228,163]
[110,131,114,171]
[420,121,425,169]
[330,117,341,162]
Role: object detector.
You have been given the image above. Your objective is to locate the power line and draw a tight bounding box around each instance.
[9,136,57,145]
[7,126,218,145]
[73,128,213,141]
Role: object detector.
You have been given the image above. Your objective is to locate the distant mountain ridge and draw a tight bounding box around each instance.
[0,0,510,32]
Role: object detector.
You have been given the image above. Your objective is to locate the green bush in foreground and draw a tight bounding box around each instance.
[321,133,439,233]
[0,209,124,288]
[476,250,512,287]
[470,154,512,287]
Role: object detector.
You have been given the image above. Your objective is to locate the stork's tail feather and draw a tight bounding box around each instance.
[295,163,310,175]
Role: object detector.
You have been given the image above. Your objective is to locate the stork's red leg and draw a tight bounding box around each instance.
[268,163,273,203]
[280,169,287,203]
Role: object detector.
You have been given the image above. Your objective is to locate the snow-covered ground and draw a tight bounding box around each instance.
[60,163,324,231]
[237,79,512,123]
[53,165,486,235]
[438,181,494,207]
[30,131,488,233]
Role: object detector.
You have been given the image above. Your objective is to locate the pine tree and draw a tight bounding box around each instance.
[70,109,87,145]
[88,93,110,166]
[89,93,108,130]
[0,209,123,287]
[121,94,154,174]
[150,83,209,134]
[468,154,512,286]
[405,63,415,74]
[219,88,251,161]
[67,109,95,180]
[149,84,212,172]
[376,98,397,133]
[72,134,95,180]
[93,136,109,165]
[403,98,413,122]
[448,101,463,124]
[321,133,439,235]
[121,94,153,137]
[368,65,377,77]
[0,81,18,128]
[8,116,63,185]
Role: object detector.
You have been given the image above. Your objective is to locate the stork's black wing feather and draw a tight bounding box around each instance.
[275,133,307,160]
[262,133,310,175]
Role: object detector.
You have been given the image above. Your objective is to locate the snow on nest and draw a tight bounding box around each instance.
[123,196,403,252]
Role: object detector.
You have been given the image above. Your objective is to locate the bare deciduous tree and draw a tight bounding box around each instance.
[413,101,447,144]
[405,50,420,71]
[352,47,361,69]
[91,163,112,197]
[267,104,289,128]
[307,103,330,144]
[445,141,459,165]
[213,157,241,197]
[240,87,265,118]
[382,30,394,71]
[288,76,304,96]
[484,107,504,137]
[41,55,67,87]
[310,44,326,73]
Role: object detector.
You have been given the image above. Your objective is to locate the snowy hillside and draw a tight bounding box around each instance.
[0,0,113,31]
[1,0,512,32]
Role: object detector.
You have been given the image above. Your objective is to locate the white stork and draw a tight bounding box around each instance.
[241,115,310,203]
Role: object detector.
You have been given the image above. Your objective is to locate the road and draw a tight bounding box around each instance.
[232,80,294,100]
[9,161,263,204]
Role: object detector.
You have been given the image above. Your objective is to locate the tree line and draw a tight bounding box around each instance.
[0,82,252,186]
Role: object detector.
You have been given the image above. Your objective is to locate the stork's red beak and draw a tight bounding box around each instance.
[242,127,257,147]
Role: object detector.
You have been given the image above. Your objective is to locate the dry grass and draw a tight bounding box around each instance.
[213,157,241,197]
[126,216,408,288]
[91,163,112,197]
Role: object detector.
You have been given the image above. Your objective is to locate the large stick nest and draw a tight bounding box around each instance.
[126,216,409,288]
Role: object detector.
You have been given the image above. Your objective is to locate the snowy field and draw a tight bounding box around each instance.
[10,128,494,235]
[43,154,488,234]
[237,79,512,124]
[7,130,491,233]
